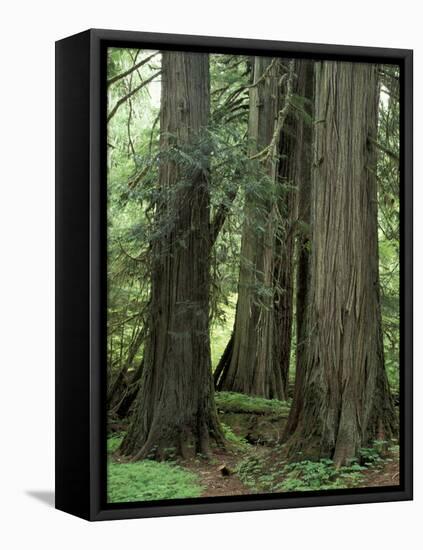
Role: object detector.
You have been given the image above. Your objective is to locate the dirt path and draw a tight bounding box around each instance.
[181,449,252,497]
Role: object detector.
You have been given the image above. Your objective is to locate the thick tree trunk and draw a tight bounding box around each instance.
[283,61,397,466]
[217,59,309,400]
[218,57,282,399]
[272,60,313,400]
[121,52,224,460]
[284,60,314,431]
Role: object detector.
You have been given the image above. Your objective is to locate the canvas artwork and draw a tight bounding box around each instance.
[105,48,401,504]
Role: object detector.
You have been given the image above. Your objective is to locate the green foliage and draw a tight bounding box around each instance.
[377,66,400,395]
[388,443,400,454]
[215,391,291,416]
[237,454,366,493]
[210,293,236,368]
[108,460,202,503]
[276,460,366,492]
[107,432,203,502]
[237,439,398,494]
[237,453,271,492]
[289,92,313,126]
[210,54,250,127]
[106,48,161,399]
[107,433,124,454]
[359,446,384,467]
[220,423,249,449]
[358,440,394,467]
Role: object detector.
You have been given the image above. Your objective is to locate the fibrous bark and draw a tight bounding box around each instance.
[121,51,224,460]
[217,57,283,399]
[283,61,397,466]
[216,59,309,400]
[272,60,313,399]
[284,59,314,431]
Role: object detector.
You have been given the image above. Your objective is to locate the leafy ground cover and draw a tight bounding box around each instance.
[107,393,400,502]
[107,434,202,502]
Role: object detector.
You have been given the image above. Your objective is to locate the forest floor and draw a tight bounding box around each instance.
[180,391,400,497]
[107,391,400,503]
[182,441,400,498]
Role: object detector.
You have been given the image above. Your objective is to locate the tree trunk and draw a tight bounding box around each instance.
[283,61,397,466]
[214,332,234,389]
[121,51,224,460]
[284,60,314,431]
[218,57,282,399]
[114,359,144,419]
[217,59,309,400]
[272,59,313,400]
[107,325,144,415]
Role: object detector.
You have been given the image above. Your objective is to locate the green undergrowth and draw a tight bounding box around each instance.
[237,439,399,494]
[107,433,124,454]
[220,422,249,449]
[215,391,291,416]
[108,460,202,503]
[107,433,202,503]
[276,460,366,492]
[237,453,366,493]
[107,413,399,502]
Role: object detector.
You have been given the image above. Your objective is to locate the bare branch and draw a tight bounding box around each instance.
[107,51,159,86]
[107,71,162,122]
[368,136,399,162]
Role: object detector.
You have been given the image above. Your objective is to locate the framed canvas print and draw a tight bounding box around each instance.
[55,29,413,521]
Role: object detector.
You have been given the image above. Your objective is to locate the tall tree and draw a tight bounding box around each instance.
[283,61,397,466]
[216,57,283,399]
[215,59,310,400]
[121,51,224,460]
[272,59,314,400]
[284,59,314,434]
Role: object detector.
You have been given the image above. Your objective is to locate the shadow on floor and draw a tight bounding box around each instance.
[26,490,55,508]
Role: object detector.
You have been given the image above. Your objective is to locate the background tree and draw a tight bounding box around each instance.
[377,65,400,400]
[216,57,284,398]
[284,59,314,434]
[283,61,397,466]
[215,59,312,401]
[106,48,161,421]
[272,59,314,400]
[120,51,224,460]
[107,52,252,421]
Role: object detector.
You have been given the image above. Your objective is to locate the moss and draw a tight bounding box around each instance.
[215,391,291,416]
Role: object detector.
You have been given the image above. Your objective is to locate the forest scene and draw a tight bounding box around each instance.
[106,47,400,503]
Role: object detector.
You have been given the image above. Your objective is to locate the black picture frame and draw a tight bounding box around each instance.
[55,28,413,521]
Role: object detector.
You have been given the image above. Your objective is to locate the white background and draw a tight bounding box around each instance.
[0,1,420,548]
